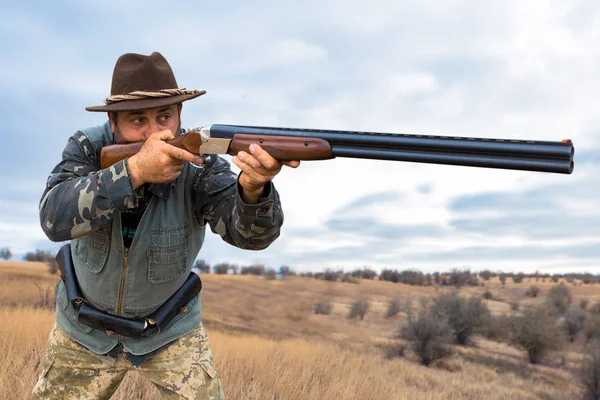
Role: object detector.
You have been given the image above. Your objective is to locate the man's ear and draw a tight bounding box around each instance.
[108,112,116,133]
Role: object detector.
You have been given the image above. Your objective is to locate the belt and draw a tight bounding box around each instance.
[55,244,202,338]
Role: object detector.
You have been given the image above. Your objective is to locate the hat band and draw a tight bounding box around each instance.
[104,88,201,105]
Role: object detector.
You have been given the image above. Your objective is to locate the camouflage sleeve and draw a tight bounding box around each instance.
[193,156,284,250]
[39,131,138,242]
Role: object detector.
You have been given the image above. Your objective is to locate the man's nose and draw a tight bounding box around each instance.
[147,120,162,137]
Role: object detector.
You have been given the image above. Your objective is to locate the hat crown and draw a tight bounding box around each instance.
[110,52,178,95]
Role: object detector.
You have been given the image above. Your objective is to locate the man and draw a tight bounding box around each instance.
[33,52,299,399]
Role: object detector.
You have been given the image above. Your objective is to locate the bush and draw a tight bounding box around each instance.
[386,298,402,318]
[278,265,294,278]
[213,263,230,274]
[348,298,370,320]
[499,273,506,286]
[263,268,277,280]
[580,339,600,400]
[384,341,407,360]
[448,269,478,288]
[193,259,211,273]
[350,268,377,280]
[314,299,332,315]
[482,290,493,300]
[479,270,493,281]
[526,285,540,298]
[548,283,572,314]
[510,305,562,364]
[430,291,491,346]
[241,264,266,276]
[581,299,590,310]
[564,308,587,342]
[512,273,525,284]
[591,301,600,315]
[400,300,453,366]
[0,247,11,260]
[584,315,600,343]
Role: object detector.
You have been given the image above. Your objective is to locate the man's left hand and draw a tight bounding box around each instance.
[232,143,300,204]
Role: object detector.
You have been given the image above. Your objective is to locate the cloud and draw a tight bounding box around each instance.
[1,1,599,274]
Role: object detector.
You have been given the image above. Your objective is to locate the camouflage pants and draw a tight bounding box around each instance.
[31,323,224,400]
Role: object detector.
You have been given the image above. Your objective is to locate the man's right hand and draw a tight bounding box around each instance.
[127,130,205,189]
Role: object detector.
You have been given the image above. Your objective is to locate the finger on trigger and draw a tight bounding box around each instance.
[167,146,203,164]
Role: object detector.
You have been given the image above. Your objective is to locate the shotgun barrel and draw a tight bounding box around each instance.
[207,124,574,174]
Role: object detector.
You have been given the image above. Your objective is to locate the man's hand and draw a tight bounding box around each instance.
[232,143,300,204]
[127,130,205,189]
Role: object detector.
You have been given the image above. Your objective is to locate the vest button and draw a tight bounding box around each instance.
[180,306,188,313]
[135,312,141,317]
[106,330,114,336]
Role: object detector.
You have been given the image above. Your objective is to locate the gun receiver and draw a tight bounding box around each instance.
[100,124,575,174]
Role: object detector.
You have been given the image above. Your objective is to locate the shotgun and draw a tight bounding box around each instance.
[100,124,575,174]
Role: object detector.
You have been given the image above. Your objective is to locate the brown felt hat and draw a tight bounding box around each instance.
[86,52,205,112]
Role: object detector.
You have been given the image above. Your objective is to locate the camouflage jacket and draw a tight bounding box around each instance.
[39,121,283,357]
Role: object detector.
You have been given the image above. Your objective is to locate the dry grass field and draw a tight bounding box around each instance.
[0,260,596,399]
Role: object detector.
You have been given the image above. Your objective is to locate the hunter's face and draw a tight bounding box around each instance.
[109,104,182,144]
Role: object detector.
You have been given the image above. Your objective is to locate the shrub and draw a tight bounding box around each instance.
[479,270,493,281]
[241,264,266,276]
[512,273,525,284]
[278,265,294,278]
[564,308,587,342]
[399,300,453,366]
[510,305,562,364]
[263,268,277,280]
[548,283,572,314]
[213,263,230,274]
[591,301,600,315]
[350,268,377,280]
[193,259,211,273]
[482,290,493,300]
[584,315,600,343]
[0,247,12,260]
[526,285,540,298]
[448,269,478,288]
[314,299,332,315]
[580,339,600,400]
[384,341,407,360]
[581,299,590,310]
[348,298,370,320]
[510,302,520,311]
[386,298,402,318]
[430,291,491,346]
[499,273,506,286]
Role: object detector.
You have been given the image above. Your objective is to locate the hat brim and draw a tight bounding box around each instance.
[85,90,206,112]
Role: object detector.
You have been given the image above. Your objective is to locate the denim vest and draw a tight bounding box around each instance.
[55,122,207,355]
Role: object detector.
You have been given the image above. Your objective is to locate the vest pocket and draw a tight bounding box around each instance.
[147,225,189,284]
[73,226,110,274]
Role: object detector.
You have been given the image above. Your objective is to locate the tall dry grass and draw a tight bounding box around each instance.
[0,262,593,399]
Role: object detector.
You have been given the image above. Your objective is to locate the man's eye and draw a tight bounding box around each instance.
[158,115,171,122]
[131,118,145,124]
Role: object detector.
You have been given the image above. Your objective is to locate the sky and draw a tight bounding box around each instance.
[0,0,598,274]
